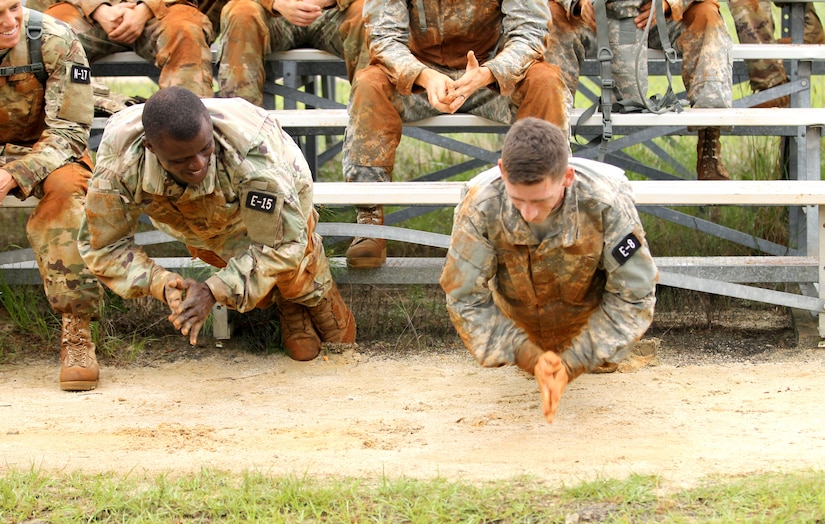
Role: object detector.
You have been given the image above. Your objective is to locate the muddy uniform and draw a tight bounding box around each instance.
[78,98,333,312]
[0,8,103,318]
[40,0,214,97]
[557,0,733,109]
[729,0,824,94]
[343,0,571,186]
[218,0,369,106]
[439,159,658,379]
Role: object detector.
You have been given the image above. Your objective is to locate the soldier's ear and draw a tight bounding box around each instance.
[143,137,155,154]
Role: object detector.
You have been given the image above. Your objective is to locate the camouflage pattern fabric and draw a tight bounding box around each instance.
[43,0,214,96]
[92,81,145,116]
[730,0,824,92]
[557,0,733,109]
[343,0,570,183]
[217,0,369,106]
[1,9,102,317]
[78,98,333,313]
[440,160,658,380]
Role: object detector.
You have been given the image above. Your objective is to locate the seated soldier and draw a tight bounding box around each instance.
[27,0,216,97]
[342,0,571,269]
[217,0,369,107]
[78,87,356,361]
[729,0,824,109]
[560,0,734,180]
[1,1,104,390]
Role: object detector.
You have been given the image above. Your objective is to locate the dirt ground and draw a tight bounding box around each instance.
[2,303,825,493]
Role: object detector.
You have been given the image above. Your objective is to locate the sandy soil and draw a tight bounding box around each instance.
[3,322,824,492]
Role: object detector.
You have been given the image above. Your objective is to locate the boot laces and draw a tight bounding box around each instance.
[279,301,311,331]
[63,317,90,368]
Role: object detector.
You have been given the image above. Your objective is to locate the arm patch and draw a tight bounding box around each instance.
[70,65,91,84]
[245,190,277,213]
[612,232,641,265]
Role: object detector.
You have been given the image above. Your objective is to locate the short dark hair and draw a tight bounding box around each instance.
[500,118,569,185]
[142,86,211,142]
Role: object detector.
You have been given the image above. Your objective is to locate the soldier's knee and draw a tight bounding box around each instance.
[222,0,266,27]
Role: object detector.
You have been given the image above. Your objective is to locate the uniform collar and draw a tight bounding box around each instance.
[500,180,580,247]
[142,147,219,200]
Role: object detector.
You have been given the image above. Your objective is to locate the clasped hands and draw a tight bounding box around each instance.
[92,2,154,44]
[163,275,217,346]
[534,350,569,425]
[417,51,494,114]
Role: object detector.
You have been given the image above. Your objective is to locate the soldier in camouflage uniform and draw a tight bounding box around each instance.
[77,87,356,361]
[217,0,369,106]
[729,0,824,108]
[440,118,658,424]
[561,0,734,180]
[30,0,215,96]
[342,0,571,269]
[1,2,104,391]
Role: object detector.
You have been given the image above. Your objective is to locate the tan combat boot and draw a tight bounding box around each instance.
[696,127,730,181]
[60,314,99,391]
[346,206,387,268]
[307,282,356,344]
[277,299,322,361]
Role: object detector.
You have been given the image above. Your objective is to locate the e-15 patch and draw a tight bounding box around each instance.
[612,232,641,265]
[70,65,91,84]
[245,190,276,213]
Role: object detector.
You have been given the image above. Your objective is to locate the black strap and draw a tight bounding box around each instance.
[635,0,682,114]
[0,10,47,85]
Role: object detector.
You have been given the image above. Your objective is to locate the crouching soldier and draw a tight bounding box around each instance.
[77,86,356,360]
[1,2,104,390]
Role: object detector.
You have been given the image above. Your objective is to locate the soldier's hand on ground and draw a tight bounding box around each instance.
[448,51,494,112]
[167,279,217,346]
[107,2,153,44]
[272,0,324,26]
[578,0,596,30]
[416,68,456,113]
[534,351,569,424]
[0,169,19,202]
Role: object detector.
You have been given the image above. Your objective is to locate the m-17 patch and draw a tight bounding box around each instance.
[245,190,276,213]
[612,232,641,265]
[70,65,91,84]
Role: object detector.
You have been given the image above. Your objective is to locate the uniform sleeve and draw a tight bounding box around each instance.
[560,182,659,379]
[439,194,534,368]
[367,0,428,95]
[204,125,318,312]
[77,156,167,301]
[3,24,93,198]
[485,0,551,95]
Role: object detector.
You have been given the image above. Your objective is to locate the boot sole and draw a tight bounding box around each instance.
[60,380,98,391]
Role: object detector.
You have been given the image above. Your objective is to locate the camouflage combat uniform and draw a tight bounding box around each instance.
[439,159,658,380]
[729,0,824,95]
[77,98,334,312]
[556,0,733,109]
[40,0,214,97]
[217,0,369,106]
[342,0,571,186]
[0,8,103,318]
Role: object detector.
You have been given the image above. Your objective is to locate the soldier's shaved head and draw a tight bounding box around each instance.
[142,86,211,143]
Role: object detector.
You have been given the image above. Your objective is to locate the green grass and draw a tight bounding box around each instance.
[1,468,824,522]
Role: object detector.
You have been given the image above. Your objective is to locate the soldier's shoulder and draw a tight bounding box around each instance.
[570,157,633,204]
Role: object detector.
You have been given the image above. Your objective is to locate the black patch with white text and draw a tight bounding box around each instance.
[245,190,277,214]
[612,232,641,265]
[70,64,91,84]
